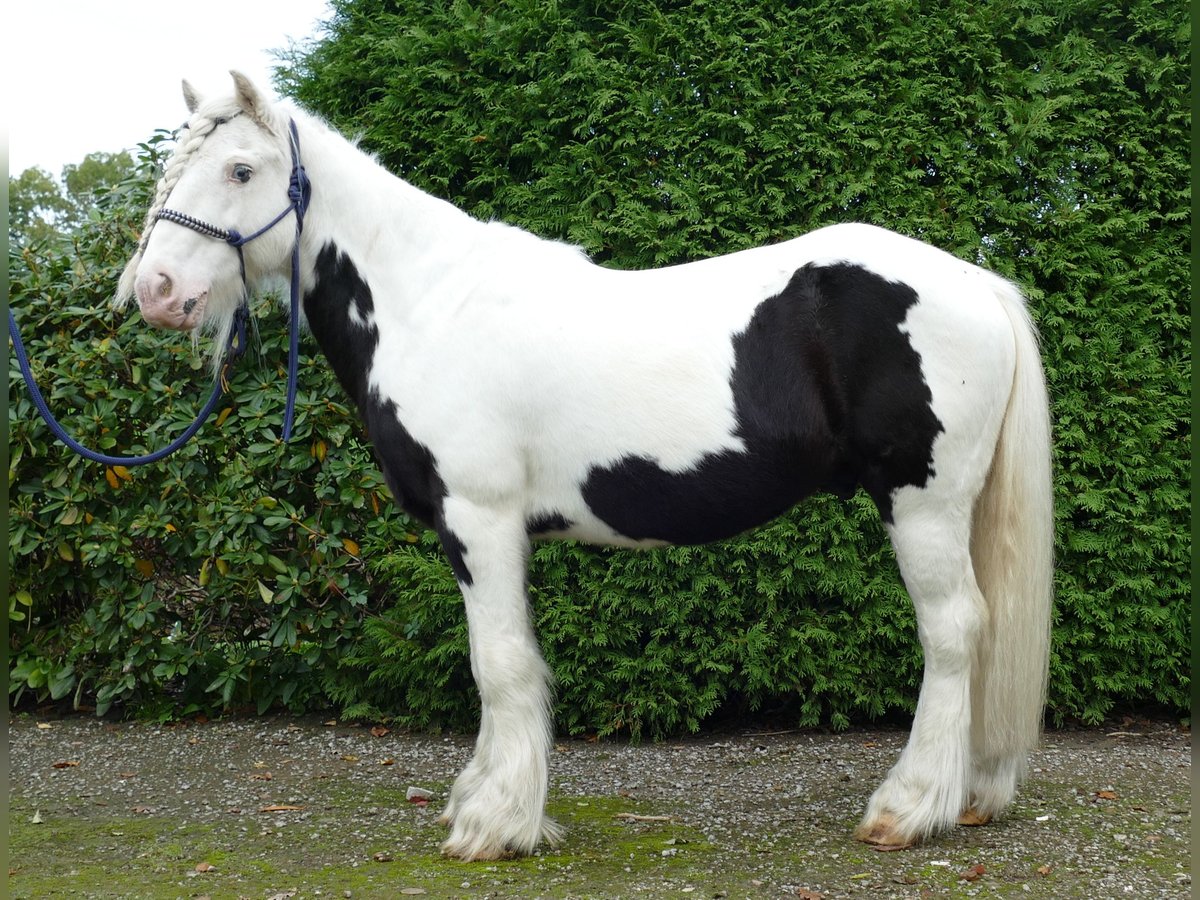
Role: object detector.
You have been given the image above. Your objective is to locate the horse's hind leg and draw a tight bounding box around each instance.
[855,490,985,849]
[435,496,561,861]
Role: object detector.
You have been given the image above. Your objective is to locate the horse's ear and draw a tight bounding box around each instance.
[182,79,202,113]
[230,70,275,131]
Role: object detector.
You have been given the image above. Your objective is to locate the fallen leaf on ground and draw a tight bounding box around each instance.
[795,889,824,899]
[259,804,304,812]
[959,864,986,882]
[370,726,390,737]
[30,811,43,824]
[340,754,360,762]
[399,889,426,896]
[36,723,52,730]
[380,758,395,766]
[1095,790,1118,800]
[51,760,80,769]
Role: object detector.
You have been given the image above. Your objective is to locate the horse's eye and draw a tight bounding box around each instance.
[231,164,253,184]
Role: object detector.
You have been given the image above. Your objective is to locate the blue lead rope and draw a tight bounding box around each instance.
[8,303,250,467]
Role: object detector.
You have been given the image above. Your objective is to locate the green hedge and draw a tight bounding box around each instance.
[9,0,1189,735]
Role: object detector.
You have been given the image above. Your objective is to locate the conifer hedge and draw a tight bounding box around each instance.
[9,0,1189,735]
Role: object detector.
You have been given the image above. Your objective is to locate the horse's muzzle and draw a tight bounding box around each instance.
[135,271,207,331]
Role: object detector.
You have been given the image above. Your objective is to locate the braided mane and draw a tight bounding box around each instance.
[115,102,243,308]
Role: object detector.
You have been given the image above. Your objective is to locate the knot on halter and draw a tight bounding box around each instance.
[289,164,312,221]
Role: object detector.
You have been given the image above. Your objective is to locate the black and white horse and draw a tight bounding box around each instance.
[119,73,1053,860]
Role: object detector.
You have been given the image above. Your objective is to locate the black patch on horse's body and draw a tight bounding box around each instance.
[581,263,944,541]
[527,512,573,536]
[304,240,472,585]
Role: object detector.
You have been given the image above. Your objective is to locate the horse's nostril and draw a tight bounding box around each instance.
[183,298,198,316]
[158,274,174,298]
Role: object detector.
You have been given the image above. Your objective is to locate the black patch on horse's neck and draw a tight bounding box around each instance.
[302,240,473,585]
[303,242,378,410]
[580,262,945,542]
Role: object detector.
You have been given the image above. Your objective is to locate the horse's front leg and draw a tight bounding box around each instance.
[435,496,561,860]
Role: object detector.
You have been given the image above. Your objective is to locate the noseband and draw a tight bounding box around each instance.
[154,117,312,441]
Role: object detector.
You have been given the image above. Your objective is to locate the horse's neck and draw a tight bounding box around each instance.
[297,116,487,303]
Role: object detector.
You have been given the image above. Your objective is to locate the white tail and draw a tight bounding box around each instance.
[968,279,1054,807]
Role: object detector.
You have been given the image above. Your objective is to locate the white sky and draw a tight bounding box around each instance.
[5,0,333,177]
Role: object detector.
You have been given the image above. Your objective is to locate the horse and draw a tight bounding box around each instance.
[118,72,1053,861]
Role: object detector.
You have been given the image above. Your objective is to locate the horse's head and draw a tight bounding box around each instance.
[118,72,298,341]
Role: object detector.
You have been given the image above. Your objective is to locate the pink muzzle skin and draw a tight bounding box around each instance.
[135,271,208,331]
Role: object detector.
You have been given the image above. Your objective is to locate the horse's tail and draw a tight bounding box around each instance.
[969,278,1054,790]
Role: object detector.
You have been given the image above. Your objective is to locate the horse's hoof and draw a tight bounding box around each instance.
[438,815,559,861]
[957,807,993,827]
[440,839,516,862]
[854,814,917,851]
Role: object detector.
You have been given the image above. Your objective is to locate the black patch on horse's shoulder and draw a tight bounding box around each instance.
[527,512,573,536]
[580,262,944,541]
[362,396,439,525]
[303,240,472,584]
[366,396,474,585]
[438,527,474,587]
[303,241,378,410]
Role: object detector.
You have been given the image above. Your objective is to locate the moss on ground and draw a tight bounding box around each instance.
[8,792,726,899]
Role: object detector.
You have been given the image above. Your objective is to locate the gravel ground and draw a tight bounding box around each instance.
[7,713,1191,898]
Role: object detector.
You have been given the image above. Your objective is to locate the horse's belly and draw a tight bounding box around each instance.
[557,435,837,547]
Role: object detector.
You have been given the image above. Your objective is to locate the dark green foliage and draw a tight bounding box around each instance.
[9,136,405,718]
[356,493,919,738]
[9,0,1188,734]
